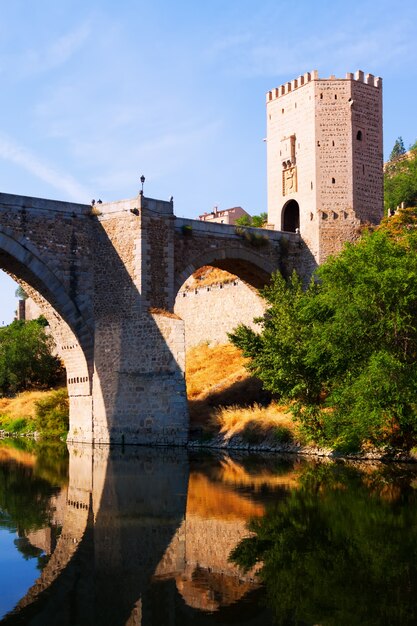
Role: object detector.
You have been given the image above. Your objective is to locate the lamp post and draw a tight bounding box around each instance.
[140,174,145,195]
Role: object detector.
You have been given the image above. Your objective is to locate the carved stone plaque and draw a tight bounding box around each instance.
[282,166,297,196]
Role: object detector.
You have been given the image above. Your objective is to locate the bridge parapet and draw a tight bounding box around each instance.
[176,215,296,241]
[174,216,303,292]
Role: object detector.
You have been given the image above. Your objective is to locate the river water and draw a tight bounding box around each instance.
[0,440,416,625]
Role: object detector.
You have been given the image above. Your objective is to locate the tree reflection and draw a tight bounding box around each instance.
[230,462,417,626]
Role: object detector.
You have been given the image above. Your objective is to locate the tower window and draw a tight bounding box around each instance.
[357,130,363,141]
[332,177,336,184]
[332,140,335,146]
[317,141,320,147]
[282,108,285,114]
[311,181,313,190]
[320,93,323,99]
[335,94,337,99]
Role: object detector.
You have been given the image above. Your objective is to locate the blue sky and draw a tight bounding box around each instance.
[0,0,416,323]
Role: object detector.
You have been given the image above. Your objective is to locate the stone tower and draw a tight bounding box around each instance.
[266,70,383,264]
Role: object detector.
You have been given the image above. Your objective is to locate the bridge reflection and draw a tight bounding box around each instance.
[2,447,299,625]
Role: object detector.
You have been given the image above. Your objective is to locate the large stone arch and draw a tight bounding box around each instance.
[0,229,93,353]
[0,229,94,441]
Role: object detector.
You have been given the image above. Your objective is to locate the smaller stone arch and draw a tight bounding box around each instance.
[281,199,300,232]
[174,245,277,298]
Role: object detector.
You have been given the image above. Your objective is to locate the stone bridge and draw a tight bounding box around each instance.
[0,191,305,444]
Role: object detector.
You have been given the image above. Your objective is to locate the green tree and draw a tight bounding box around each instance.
[389,136,406,161]
[235,212,268,228]
[384,142,417,212]
[234,214,252,226]
[0,319,64,396]
[251,212,268,227]
[230,230,417,451]
[14,285,28,300]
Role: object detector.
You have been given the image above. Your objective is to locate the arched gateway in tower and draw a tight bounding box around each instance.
[266,69,384,264]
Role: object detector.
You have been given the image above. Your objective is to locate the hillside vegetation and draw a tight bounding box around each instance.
[384,137,417,213]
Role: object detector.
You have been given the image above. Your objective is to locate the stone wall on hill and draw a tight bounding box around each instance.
[174,279,265,349]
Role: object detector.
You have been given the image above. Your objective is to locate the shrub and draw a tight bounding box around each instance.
[35,389,69,438]
[181,224,193,236]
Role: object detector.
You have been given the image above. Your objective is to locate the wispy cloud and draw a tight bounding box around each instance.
[0,134,91,202]
[3,21,92,78]
[90,118,223,193]
[206,8,417,80]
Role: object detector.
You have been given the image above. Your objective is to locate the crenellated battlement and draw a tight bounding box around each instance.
[266,69,382,102]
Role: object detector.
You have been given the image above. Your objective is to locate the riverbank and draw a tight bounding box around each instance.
[0,388,68,439]
[188,431,417,463]
[2,342,417,462]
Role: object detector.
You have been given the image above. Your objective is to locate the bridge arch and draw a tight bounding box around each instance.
[0,229,93,355]
[0,228,94,441]
[174,244,276,297]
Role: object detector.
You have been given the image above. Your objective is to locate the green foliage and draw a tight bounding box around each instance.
[14,285,28,300]
[35,388,69,438]
[231,462,417,625]
[274,425,293,443]
[230,230,417,451]
[0,319,64,396]
[389,136,406,161]
[251,212,268,227]
[181,224,193,236]
[235,212,268,228]
[0,416,35,434]
[384,143,417,212]
[234,214,252,226]
[234,226,269,247]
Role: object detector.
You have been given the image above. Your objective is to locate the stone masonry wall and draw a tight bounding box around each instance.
[89,201,188,446]
[174,279,265,349]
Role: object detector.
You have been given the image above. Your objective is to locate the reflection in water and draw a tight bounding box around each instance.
[1,443,417,625]
[0,440,68,618]
[231,461,417,626]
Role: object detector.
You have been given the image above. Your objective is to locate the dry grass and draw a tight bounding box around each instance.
[183,266,237,290]
[148,307,181,319]
[214,402,298,444]
[186,342,270,431]
[0,389,59,422]
[186,342,250,400]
